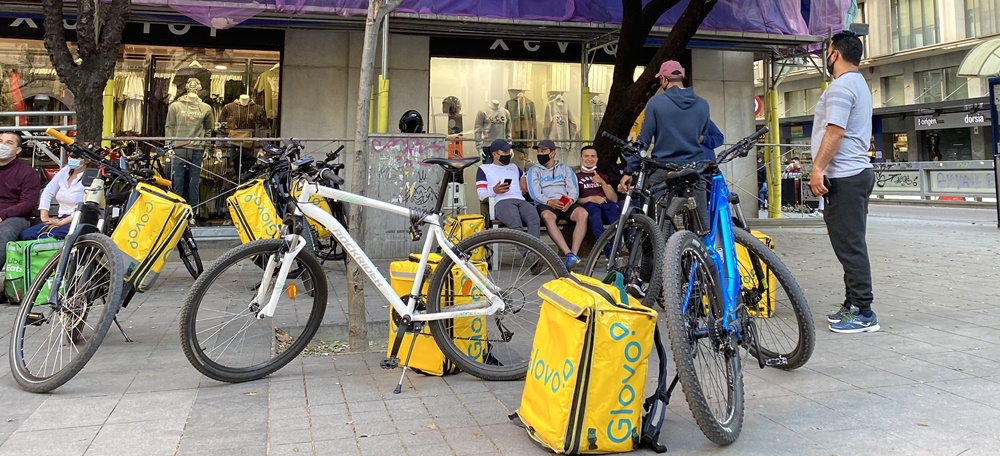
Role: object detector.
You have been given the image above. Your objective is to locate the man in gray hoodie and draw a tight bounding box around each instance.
[527,140,589,270]
[619,60,710,220]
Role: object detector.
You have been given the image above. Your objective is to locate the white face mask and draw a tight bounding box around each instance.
[0,144,15,161]
[581,164,597,172]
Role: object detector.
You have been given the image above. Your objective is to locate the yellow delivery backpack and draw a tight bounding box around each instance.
[290,177,335,238]
[386,253,488,376]
[442,214,486,261]
[227,179,281,243]
[111,182,191,292]
[515,273,666,454]
[736,230,777,318]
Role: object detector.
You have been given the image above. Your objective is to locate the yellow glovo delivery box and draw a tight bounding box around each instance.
[736,230,777,318]
[227,179,281,243]
[517,273,657,454]
[387,253,488,376]
[111,182,191,292]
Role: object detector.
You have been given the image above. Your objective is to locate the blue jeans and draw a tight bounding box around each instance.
[581,201,621,241]
[19,216,71,241]
[171,148,204,209]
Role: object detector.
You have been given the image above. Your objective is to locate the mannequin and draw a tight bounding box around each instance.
[474,99,512,161]
[442,95,463,135]
[544,91,577,151]
[165,78,213,209]
[505,89,536,159]
[172,61,211,102]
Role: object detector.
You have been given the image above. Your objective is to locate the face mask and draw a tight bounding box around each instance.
[498,155,512,166]
[0,144,14,160]
[537,154,551,166]
[826,53,836,76]
[68,158,82,169]
[581,164,597,172]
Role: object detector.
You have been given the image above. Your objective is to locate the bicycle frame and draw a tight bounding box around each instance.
[253,181,504,322]
[683,173,742,336]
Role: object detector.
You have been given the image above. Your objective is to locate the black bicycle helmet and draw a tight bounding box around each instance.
[399,110,424,133]
[442,96,462,115]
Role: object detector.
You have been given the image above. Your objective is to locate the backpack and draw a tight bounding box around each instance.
[513,273,669,454]
[442,214,486,261]
[386,253,487,376]
[110,182,192,292]
[227,179,281,243]
[4,238,63,304]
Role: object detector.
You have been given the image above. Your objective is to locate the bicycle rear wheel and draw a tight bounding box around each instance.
[425,229,567,381]
[662,231,744,445]
[177,228,203,279]
[581,212,664,308]
[9,234,125,393]
[180,239,327,383]
[733,228,814,370]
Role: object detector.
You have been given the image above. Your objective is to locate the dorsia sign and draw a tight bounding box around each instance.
[914,111,990,130]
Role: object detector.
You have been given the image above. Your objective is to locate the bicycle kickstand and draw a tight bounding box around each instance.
[113,317,134,343]
[394,329,421,394]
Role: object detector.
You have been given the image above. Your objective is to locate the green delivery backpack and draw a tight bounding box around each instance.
[4,238,63,304]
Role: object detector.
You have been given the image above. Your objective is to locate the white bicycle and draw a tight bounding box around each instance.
[179,148,567,388]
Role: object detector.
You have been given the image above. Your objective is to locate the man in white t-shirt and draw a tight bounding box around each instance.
[809,30,877,334]
[475,139,541,242]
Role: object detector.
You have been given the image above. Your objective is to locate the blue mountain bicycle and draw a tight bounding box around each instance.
[657,128,815,445]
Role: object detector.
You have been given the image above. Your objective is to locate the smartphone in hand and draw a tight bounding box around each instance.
[559,195,571,206]
[503,178,513,185]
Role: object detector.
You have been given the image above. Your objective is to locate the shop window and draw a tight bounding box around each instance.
[0,39,76,127]
[890,0,938,52]
[915,67,967,104]
[430,58,606,164]
[881,75,905,107]
[966,0,998,38]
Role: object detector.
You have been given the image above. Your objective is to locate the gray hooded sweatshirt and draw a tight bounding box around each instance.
[627,86,709,174]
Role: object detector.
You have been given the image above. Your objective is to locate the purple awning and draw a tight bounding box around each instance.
[130,0,847,36]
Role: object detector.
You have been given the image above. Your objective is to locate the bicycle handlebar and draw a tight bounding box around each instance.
[320,168,345,186]
[45,128,75,146]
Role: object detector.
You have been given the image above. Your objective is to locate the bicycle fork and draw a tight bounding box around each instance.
[254,235,308,319]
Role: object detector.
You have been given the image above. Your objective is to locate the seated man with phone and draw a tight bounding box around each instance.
[526,140,589,270]
[475,139,542,248]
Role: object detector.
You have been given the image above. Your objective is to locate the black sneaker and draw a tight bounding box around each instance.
[829,311,880,334]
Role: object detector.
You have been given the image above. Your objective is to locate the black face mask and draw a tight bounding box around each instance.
[826,53,836,76]
[498,154,512,166]
[537,154,551,166]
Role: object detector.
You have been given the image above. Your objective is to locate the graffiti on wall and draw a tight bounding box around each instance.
[370,136,447,208]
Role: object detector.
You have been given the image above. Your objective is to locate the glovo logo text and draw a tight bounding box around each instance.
[127,201,156,250]
[464,316,485,360]
[607,322,642,444]
[531,348,575,393]
[243,192,279,237]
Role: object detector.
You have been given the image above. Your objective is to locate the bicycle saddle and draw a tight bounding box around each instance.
[263,144,285,156]
[422,157,479,172]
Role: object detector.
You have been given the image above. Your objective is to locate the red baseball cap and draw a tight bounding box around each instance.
[655,60,685,78]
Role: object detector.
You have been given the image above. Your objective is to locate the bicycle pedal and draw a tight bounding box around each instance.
[764,357,788,367]
[26,312,46,326]
[380,357,399,370]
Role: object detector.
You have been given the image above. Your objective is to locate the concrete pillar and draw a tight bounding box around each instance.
[692,49,758,217]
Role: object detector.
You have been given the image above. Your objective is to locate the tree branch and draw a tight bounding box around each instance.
[76,0,98,60]
[94,0,130,80]
[41,0,78,86]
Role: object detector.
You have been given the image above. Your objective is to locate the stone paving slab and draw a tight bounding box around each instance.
[1,206,1000,455]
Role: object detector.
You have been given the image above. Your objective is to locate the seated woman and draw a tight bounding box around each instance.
[19,157,88,240]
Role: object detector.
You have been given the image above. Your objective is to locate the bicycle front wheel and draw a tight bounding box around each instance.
[733,228,814,370]
[582,212,665,308]
[662,230,744,445]
[180,239,328,383]
[426,228,567,381]
[9,234,125,393]
[177,228,203,279]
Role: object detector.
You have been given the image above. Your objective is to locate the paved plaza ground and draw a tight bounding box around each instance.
[0,204,998,455]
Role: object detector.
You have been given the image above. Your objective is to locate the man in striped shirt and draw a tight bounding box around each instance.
[475,139,541,242]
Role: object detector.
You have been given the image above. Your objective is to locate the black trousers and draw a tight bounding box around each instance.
[823,168,875,311]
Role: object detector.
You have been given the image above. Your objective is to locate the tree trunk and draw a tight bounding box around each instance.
[42,0,129,144]
[347,0,402,352]
[593,0,719,175]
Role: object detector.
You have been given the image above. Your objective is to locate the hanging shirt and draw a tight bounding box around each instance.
[220,101,267,130]
[543,98,578,151]
[505,95,536,148]
[254,67,281,119]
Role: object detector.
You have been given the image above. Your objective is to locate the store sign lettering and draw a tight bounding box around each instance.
[915,112,990,130]
[6,17,217,37]
[488,39,614,56]
[964,113,985,124]
[917,117,938,127]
